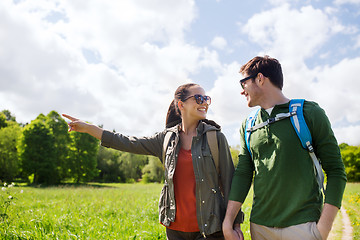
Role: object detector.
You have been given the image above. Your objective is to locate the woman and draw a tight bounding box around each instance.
[63,83,243,240]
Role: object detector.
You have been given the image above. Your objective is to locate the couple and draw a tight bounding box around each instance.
[63,56,346,240]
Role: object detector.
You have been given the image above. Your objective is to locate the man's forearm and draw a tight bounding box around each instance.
[223,200,243,229]
[223,200,243,240]
[317,203,339,240]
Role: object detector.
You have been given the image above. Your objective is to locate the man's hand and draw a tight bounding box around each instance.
[223,223,244,240]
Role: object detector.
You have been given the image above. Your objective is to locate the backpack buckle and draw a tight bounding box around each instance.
[306,141,314,153]
[268,118,275,124]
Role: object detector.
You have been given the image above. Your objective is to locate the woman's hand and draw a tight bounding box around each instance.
[233,224,244,240]
[62,114,89,133]
[223,223,244,240]
[223,201,244,240]
[62,114,103,140]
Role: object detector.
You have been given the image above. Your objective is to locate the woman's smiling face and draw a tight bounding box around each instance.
[180,85,209,121]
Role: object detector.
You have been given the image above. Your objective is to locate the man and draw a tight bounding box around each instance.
[222,56,347,240]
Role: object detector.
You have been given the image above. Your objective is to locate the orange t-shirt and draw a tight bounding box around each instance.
[167,148,199,232]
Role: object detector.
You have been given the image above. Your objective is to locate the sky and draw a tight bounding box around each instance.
[1,0,360,147]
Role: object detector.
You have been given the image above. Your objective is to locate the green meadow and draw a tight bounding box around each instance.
[1,184,165,239]
[342,183,360,239]
[1,183,358,239]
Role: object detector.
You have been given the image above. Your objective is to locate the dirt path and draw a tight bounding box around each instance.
[341,207,353,240]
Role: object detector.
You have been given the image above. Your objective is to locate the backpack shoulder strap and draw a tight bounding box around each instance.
[206,130,219,174]
[245,108,260,158]
[207,130,225,196]
[289,99,312,149]
[162,131,174,166]
[289,99,325,192]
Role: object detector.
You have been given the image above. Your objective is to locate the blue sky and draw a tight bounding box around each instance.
[0,0,359,146]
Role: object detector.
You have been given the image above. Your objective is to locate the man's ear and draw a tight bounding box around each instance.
[257,73,265,86]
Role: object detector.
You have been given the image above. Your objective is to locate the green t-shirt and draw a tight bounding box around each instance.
[229,101,347,227]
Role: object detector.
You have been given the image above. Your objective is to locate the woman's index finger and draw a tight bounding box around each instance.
[62,114,77,121]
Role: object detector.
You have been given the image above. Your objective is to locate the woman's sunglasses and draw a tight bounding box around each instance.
[183,94,211,105]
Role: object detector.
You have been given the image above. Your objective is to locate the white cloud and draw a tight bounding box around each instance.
[334,0,360,5]
[208,62,253,144]
[0,0,203,136]
[334,125,360,146]
[230,3,360,146]
[297,56,360,145]
[268,0,296,6]
[241,4,342,62]
[324,6,339,15]
[310,57,360,124]
[210,36,227,50]
[0,0,359,148]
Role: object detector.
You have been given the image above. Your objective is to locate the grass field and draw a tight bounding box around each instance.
[1,182,358,239]
[0,183,252,239]
[342,182,360,239]
[1,184,166,239]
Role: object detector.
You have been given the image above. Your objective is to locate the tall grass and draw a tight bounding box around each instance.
[0,183,253,239]
[2,183,358,239]
[1,184,165,239]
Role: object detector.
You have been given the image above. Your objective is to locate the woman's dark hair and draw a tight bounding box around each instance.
[165,83,220,129]
[240,55,284,90]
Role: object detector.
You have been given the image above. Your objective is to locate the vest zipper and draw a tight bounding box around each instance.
[196,152,206,238]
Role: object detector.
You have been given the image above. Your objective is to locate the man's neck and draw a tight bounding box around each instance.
[259,90,289,109]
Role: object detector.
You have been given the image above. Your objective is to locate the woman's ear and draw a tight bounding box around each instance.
[177,100,184,111]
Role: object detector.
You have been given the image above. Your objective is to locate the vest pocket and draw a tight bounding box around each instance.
[206,188,225,232]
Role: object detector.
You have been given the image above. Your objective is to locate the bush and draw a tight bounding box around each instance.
[340,143,360,182]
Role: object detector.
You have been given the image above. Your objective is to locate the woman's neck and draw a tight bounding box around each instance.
[181,118,199,135]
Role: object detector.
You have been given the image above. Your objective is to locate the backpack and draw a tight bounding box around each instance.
[245,99,325,192]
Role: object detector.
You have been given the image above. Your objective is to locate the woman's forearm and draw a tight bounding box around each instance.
[85,123,103,140]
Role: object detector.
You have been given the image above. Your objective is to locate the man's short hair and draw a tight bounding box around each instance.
[240,55,284,90]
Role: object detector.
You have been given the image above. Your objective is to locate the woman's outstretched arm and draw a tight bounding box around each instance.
[62,114,103,140]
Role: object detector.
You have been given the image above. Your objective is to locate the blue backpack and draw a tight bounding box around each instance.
[245,99,324,192]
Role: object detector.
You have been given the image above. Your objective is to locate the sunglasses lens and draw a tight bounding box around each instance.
[194,95,203,104]
[193,95,211,105]
[205,96,211,105]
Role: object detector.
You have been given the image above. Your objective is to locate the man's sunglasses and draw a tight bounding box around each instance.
[239,73,258,89]
[183,94,211,105]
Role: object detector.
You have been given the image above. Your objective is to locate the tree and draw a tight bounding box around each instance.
[1,110,16,122]
[230,146,240,167]
[46,111,71,180]
[68,131,99,183]
[0,113,7,129]
[0,121,22,182]
[340,143,360,182]
[119,152,148,182]
[18,119,58,184]
[142,156,164,183]
[96,146,124,182]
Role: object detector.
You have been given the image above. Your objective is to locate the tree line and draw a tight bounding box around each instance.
[0,109,359,184]
[0,110,163,185]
